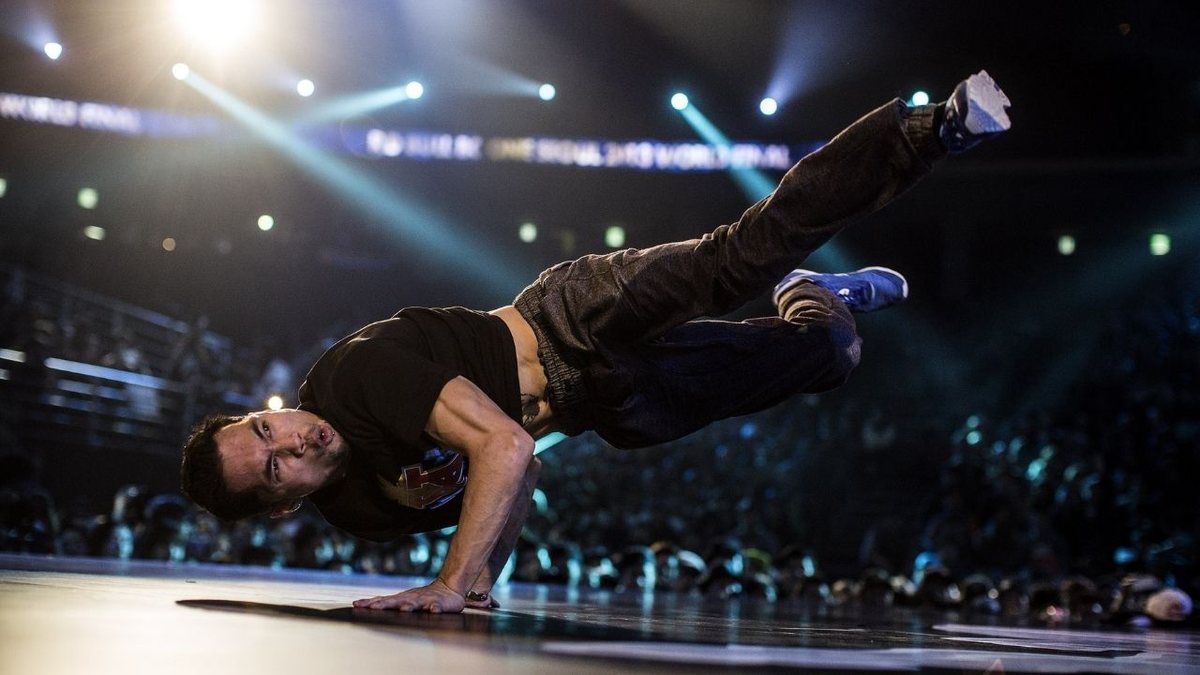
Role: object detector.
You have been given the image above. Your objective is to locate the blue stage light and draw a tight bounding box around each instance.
[43,42,62,60]
[759,97,778,116]
[405,81,424,100]
[539,84,556,101]
[296,79,315,97]
[670,93,689,111]
[909,90,930,106]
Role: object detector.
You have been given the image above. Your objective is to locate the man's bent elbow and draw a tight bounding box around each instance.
[488,427,535,467]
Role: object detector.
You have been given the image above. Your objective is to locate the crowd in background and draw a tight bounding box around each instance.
[1,265,1197,626]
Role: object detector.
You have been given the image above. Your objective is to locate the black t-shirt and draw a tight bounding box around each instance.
[298,307,522,541]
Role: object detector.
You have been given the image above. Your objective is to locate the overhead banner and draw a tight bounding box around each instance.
[0,91,223,137]
[354,127,800,172]
[0,91,816,172]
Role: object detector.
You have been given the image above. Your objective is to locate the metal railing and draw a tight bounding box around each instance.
[1,265,258,456]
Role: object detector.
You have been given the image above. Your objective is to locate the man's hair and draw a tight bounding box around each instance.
[180,414,272,522]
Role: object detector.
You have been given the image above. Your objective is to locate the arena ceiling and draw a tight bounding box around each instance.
[0,0,1197,344]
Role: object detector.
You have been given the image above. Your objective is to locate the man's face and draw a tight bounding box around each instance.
[216,409,350,513]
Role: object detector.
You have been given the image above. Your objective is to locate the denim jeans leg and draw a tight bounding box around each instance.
[599,284,860,447]
[515,99,943,438]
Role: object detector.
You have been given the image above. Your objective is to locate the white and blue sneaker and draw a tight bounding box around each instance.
[939,70,1012,154]
[773,267,909,314]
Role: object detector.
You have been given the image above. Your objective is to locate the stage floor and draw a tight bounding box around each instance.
[2,553,1197,674]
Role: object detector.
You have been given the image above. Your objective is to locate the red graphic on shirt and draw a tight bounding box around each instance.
[377,451,467,510]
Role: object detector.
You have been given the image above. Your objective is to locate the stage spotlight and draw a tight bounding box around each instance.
[77,188,98,210]
[605,225,626,248]
[173,0,259,47]
[518,222,537,243]
[670,93,689,111]
[539,83,556,101]
[83,226,106,241]
[909,90,930,106]
[257,214,275,231]
[1057,235,1076,256]
[266,395,284,411]
[1150,233,1171,256]
[172,63,190,80]
[162,238,177,252]
[759,97,778,116]
[405,81,424,100]
[0,178,7,198]
[297,79,315,97]
[43,42,62,60]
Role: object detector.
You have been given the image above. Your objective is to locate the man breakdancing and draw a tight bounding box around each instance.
[181,71,1011,613]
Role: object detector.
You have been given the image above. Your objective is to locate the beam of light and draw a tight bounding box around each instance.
[435,56,545,98]
[43,42,62,60]
[404,81,424,100]
[184,72,528,297]
[678,104,774,199]
[289,85,412,125]
[539,84,556,101]
[677,101,853,272]
[670,93,689,111]
[766,2,872,106]
[392,1,547,98]
[759,97,778,116]
[977,217,1194,415]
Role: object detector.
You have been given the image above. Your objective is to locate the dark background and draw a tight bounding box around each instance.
[1,0,1198,573]
[2,0,1197,345]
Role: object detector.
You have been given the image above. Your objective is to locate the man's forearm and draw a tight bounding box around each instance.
[470,456,541,594]
[435,430,534,594]
[354,378,536,613]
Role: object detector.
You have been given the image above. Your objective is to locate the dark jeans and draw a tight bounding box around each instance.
[514,99,944,449]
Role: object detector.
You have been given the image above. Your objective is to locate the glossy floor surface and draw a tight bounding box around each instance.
[2,553,1197,674]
